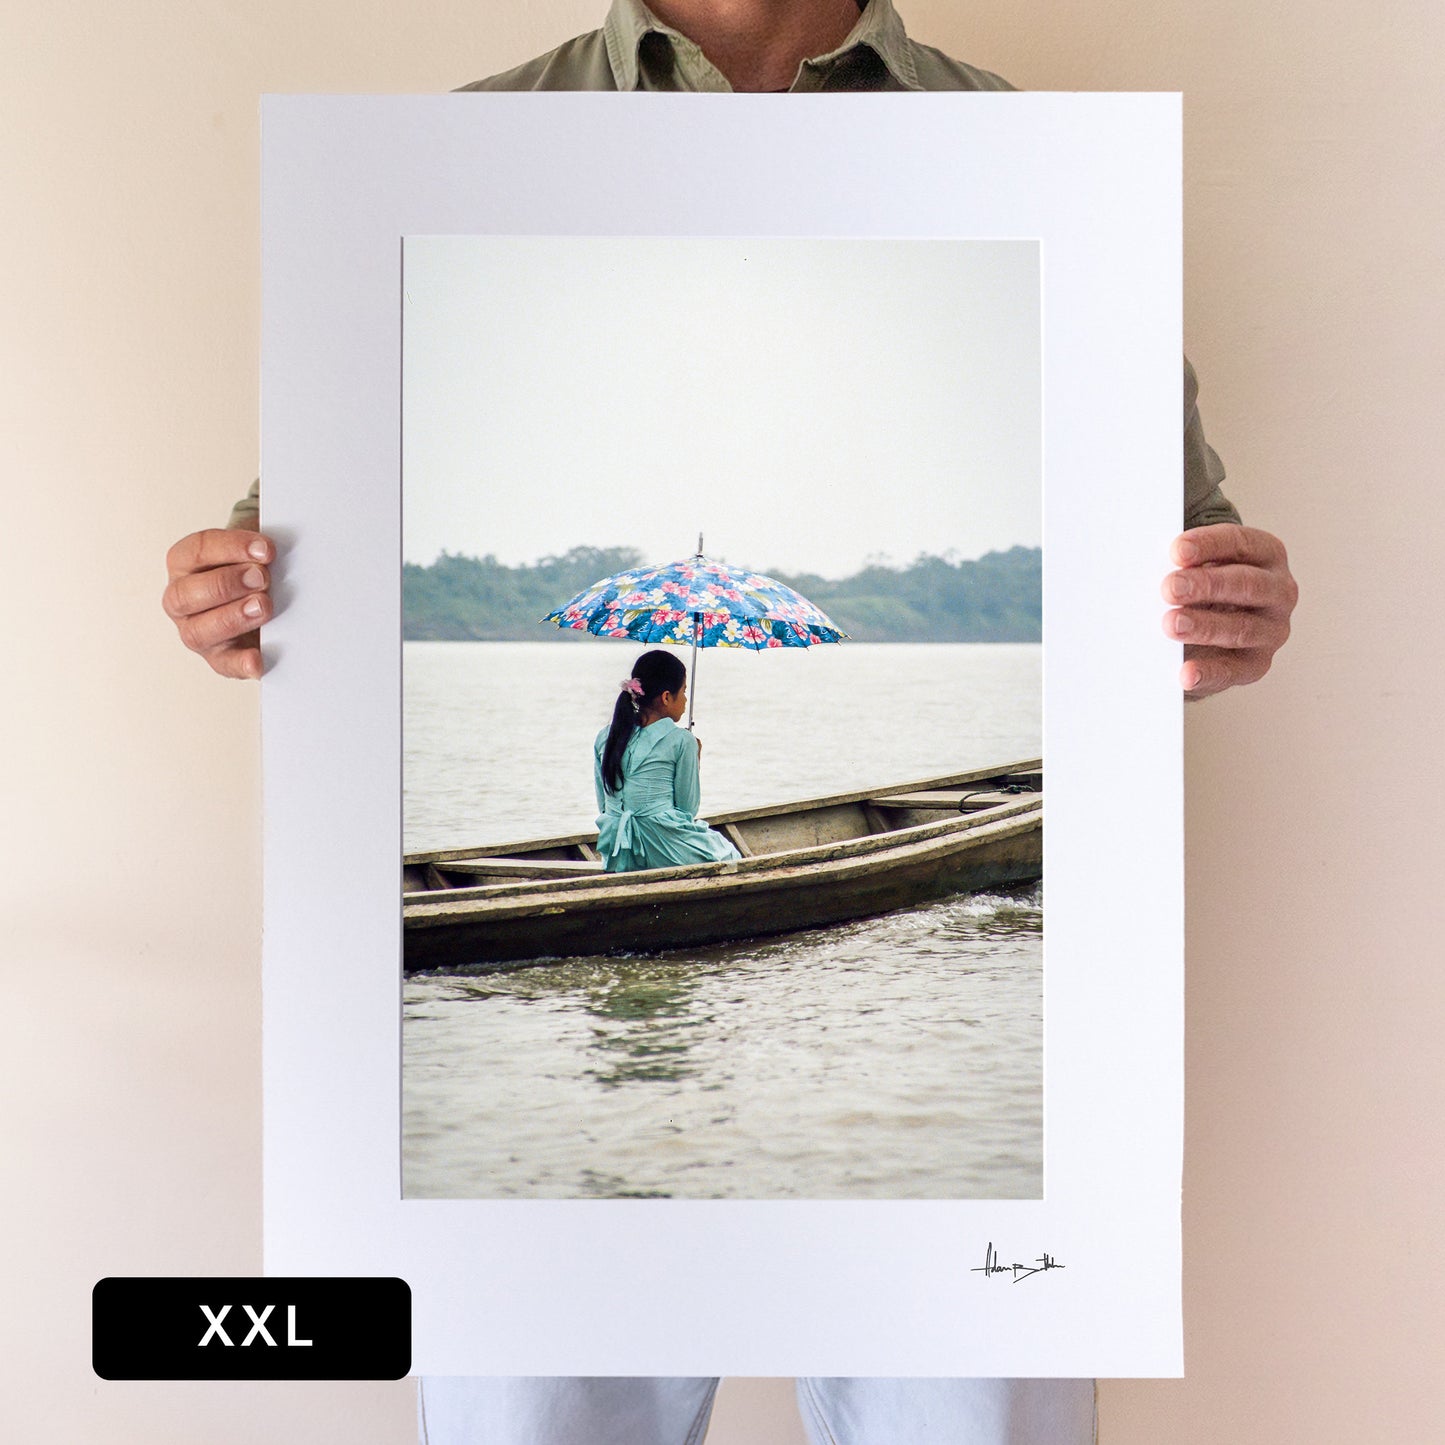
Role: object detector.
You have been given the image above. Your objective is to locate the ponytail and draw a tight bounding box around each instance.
[601,648,687,793]
[601,689,641,795]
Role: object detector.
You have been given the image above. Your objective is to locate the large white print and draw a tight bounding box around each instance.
[260,92,1183,1377]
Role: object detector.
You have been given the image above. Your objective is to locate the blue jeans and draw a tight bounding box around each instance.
[418,1377,1097,1444]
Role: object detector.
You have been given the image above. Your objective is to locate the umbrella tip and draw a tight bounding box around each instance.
[696,532,704,557]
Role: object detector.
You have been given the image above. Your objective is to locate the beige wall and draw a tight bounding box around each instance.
[5,1,1440,1439]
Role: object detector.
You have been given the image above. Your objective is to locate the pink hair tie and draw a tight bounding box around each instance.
[620,678,644,697]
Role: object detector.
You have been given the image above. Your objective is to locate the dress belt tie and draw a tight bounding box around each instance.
[609,807,634,856]
[603,802,671,857]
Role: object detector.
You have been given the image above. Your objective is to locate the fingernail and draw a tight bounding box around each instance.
[1173,612,1194,636]
[1169,574,1193,602]
[243,597,264,619]
[248,539,270,560]
[1176,539,1200,565]
[242,566,265,589]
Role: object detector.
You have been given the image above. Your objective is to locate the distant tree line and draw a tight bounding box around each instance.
[770,546,1041,643]
[403,544,1041,643]
[402,546,643,641]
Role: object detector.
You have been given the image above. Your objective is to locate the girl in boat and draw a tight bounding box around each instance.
[594,649,741,874]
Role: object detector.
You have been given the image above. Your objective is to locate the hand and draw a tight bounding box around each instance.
[1162,524,1297,699]
[162,528,275,679]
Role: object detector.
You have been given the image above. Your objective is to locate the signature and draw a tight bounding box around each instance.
[971,1241,1065,1283]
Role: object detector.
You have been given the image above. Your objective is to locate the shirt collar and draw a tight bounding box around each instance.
[602,0,922,92]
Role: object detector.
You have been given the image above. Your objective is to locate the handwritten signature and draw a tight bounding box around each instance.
[971,1241,1065,1283]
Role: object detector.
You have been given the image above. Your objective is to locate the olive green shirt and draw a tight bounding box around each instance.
[229,0,1237,531]
[456,0,1013,95]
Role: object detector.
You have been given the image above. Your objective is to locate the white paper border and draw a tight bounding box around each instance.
[261,93,1182,1377]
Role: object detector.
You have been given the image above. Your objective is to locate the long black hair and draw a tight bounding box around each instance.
[601,648,687,794]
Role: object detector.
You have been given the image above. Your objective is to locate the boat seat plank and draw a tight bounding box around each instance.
[434,857,605,879]
[862,803,893,836]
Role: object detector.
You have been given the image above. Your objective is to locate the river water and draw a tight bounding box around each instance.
[403,641,1041,1199]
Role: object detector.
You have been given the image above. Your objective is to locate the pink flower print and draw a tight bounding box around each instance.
[766,637,784,648]
[741,624,767,644]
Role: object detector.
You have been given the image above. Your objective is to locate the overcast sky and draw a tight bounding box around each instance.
[402,236,1039,579]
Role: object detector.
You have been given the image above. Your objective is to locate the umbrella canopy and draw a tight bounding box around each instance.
[543,549,845,727]
[543,556,845,650]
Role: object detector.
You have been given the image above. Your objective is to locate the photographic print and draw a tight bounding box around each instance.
[261,93,1185,1376]
[400,236,1043,1201]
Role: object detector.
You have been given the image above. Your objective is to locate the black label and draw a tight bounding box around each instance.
[92,1277,411,1380]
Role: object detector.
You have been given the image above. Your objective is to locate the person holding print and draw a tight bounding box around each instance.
[160,2,1301,1441]
[595,649,742,872]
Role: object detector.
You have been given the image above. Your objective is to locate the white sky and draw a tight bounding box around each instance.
[402,236,1039,578]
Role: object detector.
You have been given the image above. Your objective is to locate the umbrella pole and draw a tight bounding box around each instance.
[687,610,699,730]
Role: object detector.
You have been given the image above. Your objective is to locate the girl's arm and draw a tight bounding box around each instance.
[673,730,702,816]
[593,742,608,813]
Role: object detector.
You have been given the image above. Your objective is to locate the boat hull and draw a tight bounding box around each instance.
[404,807,1040,972]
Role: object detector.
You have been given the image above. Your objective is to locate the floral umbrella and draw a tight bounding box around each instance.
[543,538,845,727]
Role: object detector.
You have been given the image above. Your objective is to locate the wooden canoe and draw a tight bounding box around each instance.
[403,758,1041,971]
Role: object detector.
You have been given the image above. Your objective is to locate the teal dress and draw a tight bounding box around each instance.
[593,718,742,873]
